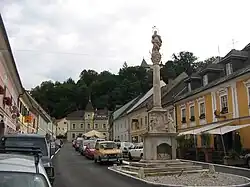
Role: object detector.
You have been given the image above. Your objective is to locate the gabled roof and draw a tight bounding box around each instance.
[175,65,250,102]
[131,72,188,112]
[126,80,166,114]
[113,97,139,121]
[66,110,84,120]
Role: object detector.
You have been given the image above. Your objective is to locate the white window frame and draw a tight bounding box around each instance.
[188,103,195,127]
[244,79,250,114]
[226,63,233,75]
[189,105,195,118]
[203,74,208,86]
[218,87,228,112]
[180,104,187,128]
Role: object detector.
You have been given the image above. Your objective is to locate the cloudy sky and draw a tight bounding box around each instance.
[1,0,250,89]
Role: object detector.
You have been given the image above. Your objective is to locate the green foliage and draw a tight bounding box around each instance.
[30,51,214,119]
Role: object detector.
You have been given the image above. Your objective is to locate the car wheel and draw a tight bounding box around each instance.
[129,153,132,161]
[140,153,143,159]
[99,156,102,164]
[94,158,97,163]
[247,158,250,168]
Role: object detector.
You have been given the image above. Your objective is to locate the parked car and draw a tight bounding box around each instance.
[75,137,84,152]
[94,141,122,164]
[0,145,52,187]
[128,142,143,160]
[79,140,91,156]
[1,134,55,185]
[85,140,96,159]
[119,142,134,158]
[72,139,76,148]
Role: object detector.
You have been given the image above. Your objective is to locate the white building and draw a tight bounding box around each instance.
[113,98,138,141]
[56,118,67,136]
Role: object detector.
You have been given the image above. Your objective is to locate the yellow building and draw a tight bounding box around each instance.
[176,44,250,150]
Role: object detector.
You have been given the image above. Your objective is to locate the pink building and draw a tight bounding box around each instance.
[0,15,23,135]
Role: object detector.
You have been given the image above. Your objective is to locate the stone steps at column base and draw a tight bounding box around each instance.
[117,168,209,177]
[121,165,203,173]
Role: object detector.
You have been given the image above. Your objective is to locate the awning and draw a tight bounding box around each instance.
[178,121,232,136]
[203,124,250,135]
[84,130,105,138]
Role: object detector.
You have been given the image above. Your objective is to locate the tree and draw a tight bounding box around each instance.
[30,51,213,119]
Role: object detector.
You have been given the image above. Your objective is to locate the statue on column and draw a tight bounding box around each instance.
[151,29,162,65]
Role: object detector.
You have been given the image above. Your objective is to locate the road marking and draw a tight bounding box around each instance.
[51,144,64,159]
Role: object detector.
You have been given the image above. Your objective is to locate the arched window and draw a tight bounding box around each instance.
[72,133,75,139]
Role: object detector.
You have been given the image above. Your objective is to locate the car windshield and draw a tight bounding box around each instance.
[100,142,117,149]
[0,172,49,187]
[88,142,95,149]
[3,137,48,156]
[124,142,133,147]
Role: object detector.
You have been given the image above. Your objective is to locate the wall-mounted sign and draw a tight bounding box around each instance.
[24,115,32,123]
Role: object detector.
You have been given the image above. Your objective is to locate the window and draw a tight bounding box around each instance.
[145,116,148,125]
[103,124,106,129]
[188,83,191,92]
[140,118,143,127]
[200,102,205,114]
[190,105,195,117]
[220,95,228,111]
[203,74,208,86]
[189,105,195,121]
[226,63,233,75]
[80,124,83,128]
[88,124,90,129]
[72,133,75,139]
[72,124,75,129]
[95,124,98,129]
[181,108,186,123]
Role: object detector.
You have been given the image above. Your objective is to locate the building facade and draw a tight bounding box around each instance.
[0,15,23,135]
[66,100,109,141]
[56,117,68,137]
[176,44,250,150]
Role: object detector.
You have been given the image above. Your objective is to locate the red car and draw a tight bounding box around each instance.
[85,141,95,159]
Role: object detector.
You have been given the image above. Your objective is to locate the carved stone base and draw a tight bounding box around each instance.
[148,107,167,132]
[141,132,178,160]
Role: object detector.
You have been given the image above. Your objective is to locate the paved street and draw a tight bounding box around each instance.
[52,143,150,187]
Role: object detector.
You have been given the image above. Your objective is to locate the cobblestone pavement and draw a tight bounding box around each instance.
[52,143,150,187]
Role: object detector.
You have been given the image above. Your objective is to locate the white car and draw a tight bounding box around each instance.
[0,146,52,187]
[119,142,134,157]
[128,142,143,160]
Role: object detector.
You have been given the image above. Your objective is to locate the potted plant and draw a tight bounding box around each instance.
[220,107,228,114]
[190,116,195,121]
[199,113,205,119]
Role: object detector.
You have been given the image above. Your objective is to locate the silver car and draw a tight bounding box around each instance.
[0,146,52,187]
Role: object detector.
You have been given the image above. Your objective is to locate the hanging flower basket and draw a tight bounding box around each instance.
[9,105,18,113]
[0,85,4,94]
[3,97,12,106]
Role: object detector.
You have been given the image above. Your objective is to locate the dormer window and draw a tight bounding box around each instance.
[226,63,233,75]
[188,83,191,92]
[203,74,208,86]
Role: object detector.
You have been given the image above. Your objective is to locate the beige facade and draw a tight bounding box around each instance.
[66,106,109,141]
[56,118,68,136]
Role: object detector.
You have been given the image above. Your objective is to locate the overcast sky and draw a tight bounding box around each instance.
[1,0,250,89]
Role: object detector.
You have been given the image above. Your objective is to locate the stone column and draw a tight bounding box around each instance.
[153,63,162,108]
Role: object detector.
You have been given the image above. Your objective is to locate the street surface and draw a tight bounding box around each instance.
[52,143,150,187]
